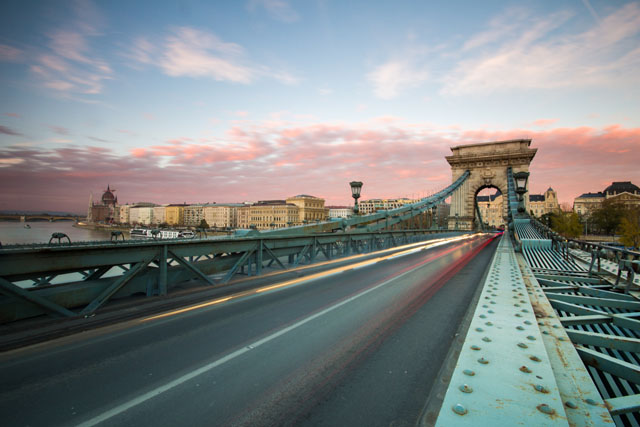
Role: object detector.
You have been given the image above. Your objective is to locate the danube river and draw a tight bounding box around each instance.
[0,221,113,245]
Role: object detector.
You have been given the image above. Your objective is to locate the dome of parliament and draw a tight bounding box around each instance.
[101,185,117,205]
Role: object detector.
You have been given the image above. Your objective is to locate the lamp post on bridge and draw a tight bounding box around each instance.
[513,171,530,216]
[350,181,363,215]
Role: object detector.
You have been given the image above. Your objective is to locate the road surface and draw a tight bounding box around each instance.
[0,233,500,426]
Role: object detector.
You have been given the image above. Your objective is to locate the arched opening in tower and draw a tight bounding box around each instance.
[475,186,504,230]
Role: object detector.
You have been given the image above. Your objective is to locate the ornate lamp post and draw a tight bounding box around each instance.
[349,181,363,215]
[513,171,530,215]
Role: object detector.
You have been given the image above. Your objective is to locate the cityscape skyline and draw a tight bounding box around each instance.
[1,1,639,213]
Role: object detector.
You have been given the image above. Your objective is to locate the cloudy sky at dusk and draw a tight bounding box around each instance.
[1,0,639,213]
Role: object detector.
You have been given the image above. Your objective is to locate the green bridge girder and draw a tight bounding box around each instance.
[0,230,466,323]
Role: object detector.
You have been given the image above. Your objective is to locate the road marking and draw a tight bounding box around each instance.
[76,235,482,426]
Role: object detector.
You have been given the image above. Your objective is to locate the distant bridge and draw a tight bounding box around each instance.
[0,214,84,222]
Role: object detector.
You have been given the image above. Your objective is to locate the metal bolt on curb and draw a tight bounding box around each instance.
[537,404,555,415]
[452,404,467,415]
[534,384,549,393]
[459,384,473,393]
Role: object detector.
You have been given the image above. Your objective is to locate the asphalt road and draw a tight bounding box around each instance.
[0,233,500,427]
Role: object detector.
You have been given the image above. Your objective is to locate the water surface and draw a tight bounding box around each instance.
[0,221,113,245]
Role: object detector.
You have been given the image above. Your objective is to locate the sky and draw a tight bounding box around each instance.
[1,0,639,213]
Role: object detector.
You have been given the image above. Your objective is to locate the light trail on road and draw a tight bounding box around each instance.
[142,234,479,323]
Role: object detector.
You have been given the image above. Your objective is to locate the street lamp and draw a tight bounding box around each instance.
[513,171,529,214]
[350,181,363,215]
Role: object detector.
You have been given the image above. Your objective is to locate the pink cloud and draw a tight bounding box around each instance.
[131,148,146,158]
[0,123,638,213]
[531,119,558,127]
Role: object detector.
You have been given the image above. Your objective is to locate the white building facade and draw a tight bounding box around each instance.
[129,206,154,225]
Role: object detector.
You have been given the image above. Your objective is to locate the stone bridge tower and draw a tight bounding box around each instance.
[446,139,537,230]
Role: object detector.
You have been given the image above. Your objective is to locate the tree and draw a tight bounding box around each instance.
[618,208,640,249]
[198,219,210,229]
[591,200,626,235]
[551,211,582,238]
[539,212,553,229]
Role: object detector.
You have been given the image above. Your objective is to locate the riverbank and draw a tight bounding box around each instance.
[73,222,232,237]
[73,222,132,232]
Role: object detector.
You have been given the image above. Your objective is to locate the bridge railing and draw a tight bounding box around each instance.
[530,219,640,290]
[0,228,467,323]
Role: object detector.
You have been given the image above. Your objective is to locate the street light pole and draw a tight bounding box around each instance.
[513,171,530,217]
[350,181,363,215]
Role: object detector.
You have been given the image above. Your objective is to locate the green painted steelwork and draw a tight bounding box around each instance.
[79,259,151,315]
[169,250,216,286]
[576,345,640,385]
[605,395,640,416]
[548,299,609,316]
[566,329,640,353]
[247,170,470,237]
[0,229,463,323]
[0,276,76,318]
[535,274,603,285]
[559,314,612,326]
[546,292,640,311]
